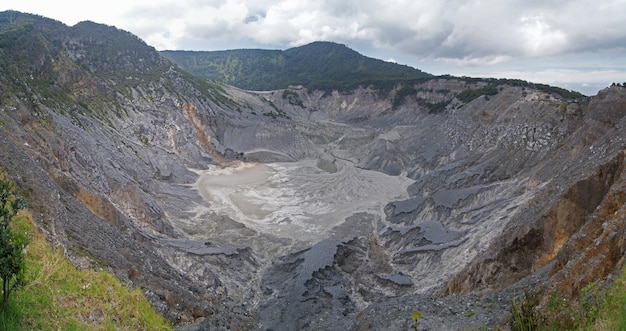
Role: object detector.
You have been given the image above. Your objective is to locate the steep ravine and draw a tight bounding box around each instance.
[447,151,625,295]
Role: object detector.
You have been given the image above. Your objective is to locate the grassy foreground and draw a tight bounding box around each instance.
[0,211,171,330]
[591,266,626,331]
[510,263,626,331]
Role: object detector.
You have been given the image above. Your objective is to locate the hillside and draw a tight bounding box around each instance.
[161,42,585,101]
[3,206,171,330]
[0,10,245,327]
[0,10,624,330]
[161,41,432,91]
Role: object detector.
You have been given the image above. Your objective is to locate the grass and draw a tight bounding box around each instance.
[509,264,626,331]
[0,210,171,331]
[0,298,22,331]
[510,290,540,331]
[592,267,626,331]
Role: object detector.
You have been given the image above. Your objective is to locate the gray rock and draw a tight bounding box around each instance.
[3,18,626,330]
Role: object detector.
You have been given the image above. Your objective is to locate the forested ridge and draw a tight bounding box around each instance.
[161,41,432,91]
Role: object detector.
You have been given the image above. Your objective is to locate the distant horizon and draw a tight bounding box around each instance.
[2,2,625,96]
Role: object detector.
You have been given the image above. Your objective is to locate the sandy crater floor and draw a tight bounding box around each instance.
[194,159,414,242]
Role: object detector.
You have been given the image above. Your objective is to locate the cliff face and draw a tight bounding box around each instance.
[1,11,626,330]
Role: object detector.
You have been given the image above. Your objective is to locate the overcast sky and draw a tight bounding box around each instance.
[3,0,626,95]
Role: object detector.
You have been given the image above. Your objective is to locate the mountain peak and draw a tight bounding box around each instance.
[289,40,353,51]
[283,41,361,61]
[161,41,431,91]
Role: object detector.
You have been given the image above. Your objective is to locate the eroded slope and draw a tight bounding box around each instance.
[1,11,626,331]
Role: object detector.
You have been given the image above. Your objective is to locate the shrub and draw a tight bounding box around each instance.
[0,173,28,308]
[509,290,540,331]
[456,85,499,103]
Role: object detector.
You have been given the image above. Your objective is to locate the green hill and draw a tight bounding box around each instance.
[161,41,432,91]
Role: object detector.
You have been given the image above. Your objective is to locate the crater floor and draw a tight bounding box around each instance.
[193,159,414,243]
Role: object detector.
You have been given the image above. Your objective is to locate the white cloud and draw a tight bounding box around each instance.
[1,0,625,95]
[439,55,513,67]
[518,15,567,56]
[9,0,624,62]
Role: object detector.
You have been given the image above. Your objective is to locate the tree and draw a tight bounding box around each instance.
[0,173,28,307]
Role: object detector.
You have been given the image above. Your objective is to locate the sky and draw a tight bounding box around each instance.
[2,0,626,96]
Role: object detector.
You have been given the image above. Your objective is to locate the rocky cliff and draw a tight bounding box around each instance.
[1,11,625,330]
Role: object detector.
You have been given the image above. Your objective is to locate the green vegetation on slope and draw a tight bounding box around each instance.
[0,10,235,123]
[509,265,626,330]
[593,265,626,330]
[161,42,585,100]
[161,41,432,92]
[448,76,586,100]
[456,85,499,103]
[0,179,28,314]
[0,210,171,330]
